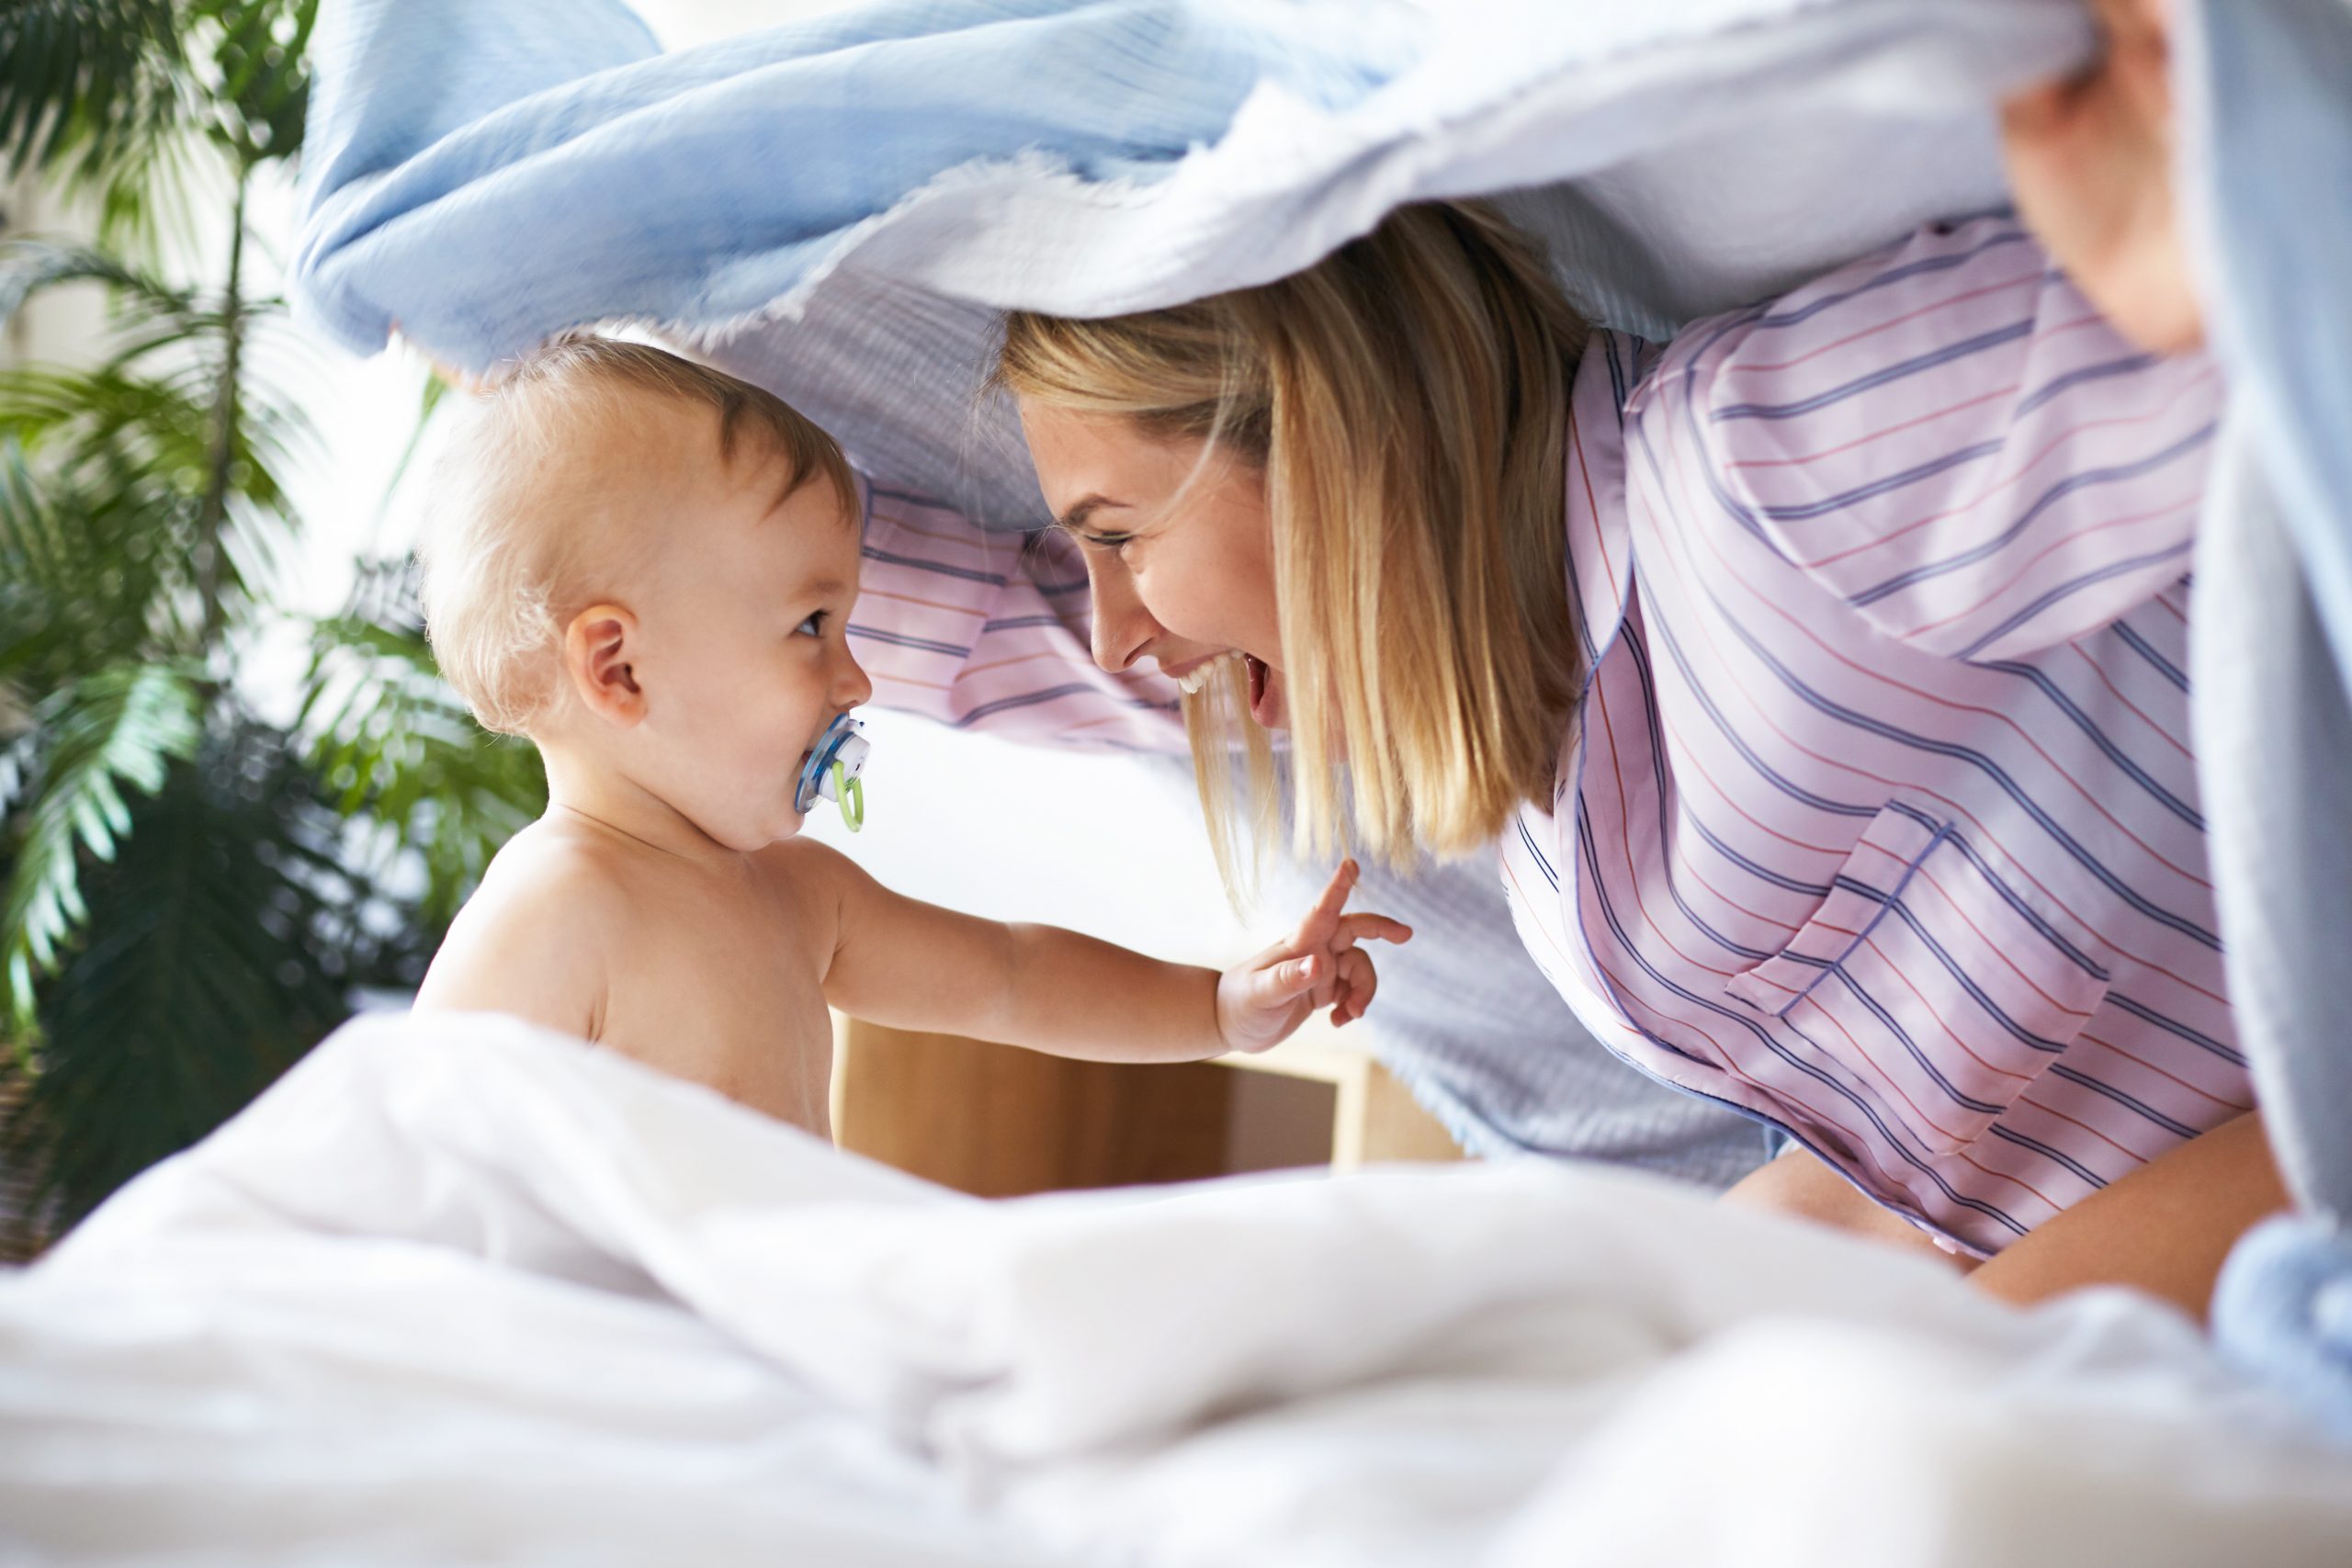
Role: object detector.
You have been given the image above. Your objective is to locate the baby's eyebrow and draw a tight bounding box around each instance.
[798,576,849,598]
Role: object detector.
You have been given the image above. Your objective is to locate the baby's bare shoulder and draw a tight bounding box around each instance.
[415,821,638,1035]
[750,834,865,909]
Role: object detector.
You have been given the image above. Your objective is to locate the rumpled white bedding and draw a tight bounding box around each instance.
[6,1012,2349,1567]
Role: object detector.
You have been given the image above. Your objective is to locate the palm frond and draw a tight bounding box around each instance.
[0,238,193,333]
[0,361,302,644]
[0,2,183,180]
[300,597,545,927]
[193,0,316,164]
[1,661,201,1032]
[1,716,410,1243]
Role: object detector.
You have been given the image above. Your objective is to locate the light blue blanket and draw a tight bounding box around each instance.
[295,0,2082,525]
[2182,0,2352,1443]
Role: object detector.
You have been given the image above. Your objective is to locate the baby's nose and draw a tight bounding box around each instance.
[838,652,874,708]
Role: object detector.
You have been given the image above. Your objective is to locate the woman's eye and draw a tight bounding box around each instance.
[1084,531,1136,554]
[796,610,828,637]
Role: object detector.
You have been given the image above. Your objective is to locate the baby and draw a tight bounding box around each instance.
[413,338,1408,1132]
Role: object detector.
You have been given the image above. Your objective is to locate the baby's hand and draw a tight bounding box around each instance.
[1215,860,1412,1055]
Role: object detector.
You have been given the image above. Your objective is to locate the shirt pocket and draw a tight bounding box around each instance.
[1723,801,2109,1156]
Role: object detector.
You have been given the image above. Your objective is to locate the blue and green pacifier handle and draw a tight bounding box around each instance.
[797,714,871,832]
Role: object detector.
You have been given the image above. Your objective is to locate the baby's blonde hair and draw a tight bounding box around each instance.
[418,336,855,736]
[998,200,1589,885]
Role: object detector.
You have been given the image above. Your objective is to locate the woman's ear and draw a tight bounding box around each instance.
[562,603,647,727]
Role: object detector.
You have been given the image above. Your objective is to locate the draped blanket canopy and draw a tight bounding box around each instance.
[293,0,2086,525]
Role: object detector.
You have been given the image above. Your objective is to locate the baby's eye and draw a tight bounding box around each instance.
[796,610,829,637]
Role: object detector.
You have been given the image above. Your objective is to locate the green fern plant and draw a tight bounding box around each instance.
[0,2,542,1248]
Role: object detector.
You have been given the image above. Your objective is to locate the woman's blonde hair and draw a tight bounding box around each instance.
[997,200,1589,884]
[418,335,854,736]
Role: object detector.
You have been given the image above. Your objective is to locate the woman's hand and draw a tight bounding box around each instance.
[1215,860,1412,1055]
[1999,0,2205,354]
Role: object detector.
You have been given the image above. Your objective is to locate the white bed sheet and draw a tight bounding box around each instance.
[5,1012,2348,1567]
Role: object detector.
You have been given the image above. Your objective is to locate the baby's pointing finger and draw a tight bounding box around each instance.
[1329,912,1412,951]
[1294,858,1360,943]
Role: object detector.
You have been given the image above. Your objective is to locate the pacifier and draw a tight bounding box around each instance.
[794,713,871,832]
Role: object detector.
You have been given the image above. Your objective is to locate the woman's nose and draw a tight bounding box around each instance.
[1084,556,1158,673]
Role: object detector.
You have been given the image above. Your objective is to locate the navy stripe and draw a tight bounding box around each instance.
[1686,809,1833,898]
[2016,352,2161,417]
[1576,813,2030,1236]
[1652,351,1768,543]
[1882,805,2109,981]
[2111,620,2189,693]
[1979,659,2203,830]
[1825,965,2012,1115]
[1515,814,1559,891]
[1659,360,2221,955]
[1713,321,2035,423]
[1649,616,1880,821]
[2047,1061,2199,1140]
[862,545,1005,587]
[1849,423,2213,604]
[1706,602,2222,952]
[1951,537,2199,661]
[1749,228,2031,333]
[1777,1010,2032,1236]
[1985,1122,2108,1189]
[2105,991,2245,1067]
[1600,331,1630,412]
[1620,625,1780,963]
[1756,438,2005,524]
[845,625,969,658]
[981,615,1066,632]
[1648,394,2221,968]
[1862,886,2075,1054]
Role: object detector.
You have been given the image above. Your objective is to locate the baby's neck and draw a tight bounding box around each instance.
[537,741,743,867]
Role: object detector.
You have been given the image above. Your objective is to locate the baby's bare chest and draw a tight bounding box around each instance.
[594,875,837,1135]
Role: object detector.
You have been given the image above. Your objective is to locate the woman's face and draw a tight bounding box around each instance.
[1018,400,1292,728]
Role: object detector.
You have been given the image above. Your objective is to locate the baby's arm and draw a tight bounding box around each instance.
[413,854,617,1042]
[814,852,1408,1063]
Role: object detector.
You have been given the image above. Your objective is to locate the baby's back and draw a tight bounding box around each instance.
[415,816,839,1134]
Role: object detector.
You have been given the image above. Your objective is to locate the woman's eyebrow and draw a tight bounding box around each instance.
[1055,494,1130,532]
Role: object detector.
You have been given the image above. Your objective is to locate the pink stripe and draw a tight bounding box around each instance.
[1724,382,2020,472]
[1893,497,2201,638]
[1787,367,2221,571]
[1733,270,2044,374]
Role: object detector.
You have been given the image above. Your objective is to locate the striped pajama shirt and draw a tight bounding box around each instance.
[847,216,2241,1255]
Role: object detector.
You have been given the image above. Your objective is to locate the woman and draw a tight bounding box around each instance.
[847,3,2286,1314]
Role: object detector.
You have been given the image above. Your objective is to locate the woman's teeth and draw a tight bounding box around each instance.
[1174,651,1241,696]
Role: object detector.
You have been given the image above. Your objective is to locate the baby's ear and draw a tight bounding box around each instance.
[562,604,647,728]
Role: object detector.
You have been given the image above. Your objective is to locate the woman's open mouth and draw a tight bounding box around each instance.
[1245,653,1283,728]
[1167,651,1235,696]
[1160,650,1283,727]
